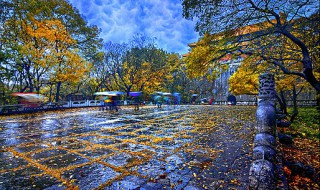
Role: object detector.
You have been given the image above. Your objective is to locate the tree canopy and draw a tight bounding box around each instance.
[0,0,102,102]
[99,35,179,97]
[182,0,320,92]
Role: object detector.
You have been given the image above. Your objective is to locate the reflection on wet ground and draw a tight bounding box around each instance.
[0,105,256,190]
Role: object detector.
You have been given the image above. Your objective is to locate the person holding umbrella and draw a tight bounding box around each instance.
[154,95,162,108]
[108,91,123,111]
[153,92,163,108]
[129,92,142,111]
[99,96,105,111]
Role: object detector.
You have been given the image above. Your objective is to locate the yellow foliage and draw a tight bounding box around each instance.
[229,62,259,95]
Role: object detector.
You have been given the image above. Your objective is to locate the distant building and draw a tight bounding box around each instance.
[182,21,267,103]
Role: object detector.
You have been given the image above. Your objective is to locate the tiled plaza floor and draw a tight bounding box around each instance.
[0,105,256,190]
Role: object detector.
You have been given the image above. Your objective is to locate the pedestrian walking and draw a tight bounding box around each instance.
[99,96,105,111]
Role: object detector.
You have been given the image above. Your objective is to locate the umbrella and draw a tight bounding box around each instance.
[109,91,124,96]
[154,95,162,101]
[129,91,142,97]
[154,91,163,95]
[94,91,123,96]
[12,93,45,102]
[94,92,107,95]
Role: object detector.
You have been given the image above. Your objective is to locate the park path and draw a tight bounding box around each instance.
[0,105,256,190]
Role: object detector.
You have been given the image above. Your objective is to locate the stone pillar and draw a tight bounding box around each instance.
[249,73,276,190]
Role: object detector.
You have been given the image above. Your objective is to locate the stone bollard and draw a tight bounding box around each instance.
[253,146,276,163]
[256,101,276,136]
[254,133,276,149]
[249,159,275,190]
[249,73,277,190]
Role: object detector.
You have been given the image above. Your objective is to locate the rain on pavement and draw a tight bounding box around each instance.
[0,105,256,190]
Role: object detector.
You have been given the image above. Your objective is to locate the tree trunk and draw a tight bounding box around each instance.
[290,85,299,123]
[1,86,5,105]
[49,84,53,102]
[280,91,287,114]
[317,91,320,123]
[55,81,62,102]
[275,93,286,114]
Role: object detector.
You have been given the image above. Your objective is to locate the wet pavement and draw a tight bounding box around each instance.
[0,105,256,190]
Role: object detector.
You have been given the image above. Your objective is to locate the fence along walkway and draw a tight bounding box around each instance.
[0,99,317,115]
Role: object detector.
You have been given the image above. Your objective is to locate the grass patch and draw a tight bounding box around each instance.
[287,107,320,140]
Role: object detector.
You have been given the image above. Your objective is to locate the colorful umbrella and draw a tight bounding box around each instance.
[129,92,142,97]
[154,95,162,101]
[94,91,123,96]
[12,93,45,102]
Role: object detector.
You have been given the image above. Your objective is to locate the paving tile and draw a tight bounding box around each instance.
[0,151,29,170]
[62,163,120,190]
[39,153,89,169]
[0,166,62,190]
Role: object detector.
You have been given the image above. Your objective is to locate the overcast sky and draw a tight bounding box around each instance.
[68,0,199,55]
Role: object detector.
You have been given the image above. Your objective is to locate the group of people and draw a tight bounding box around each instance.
[96,91,181,111]
[99,96,118,111]
[154,92,181,108]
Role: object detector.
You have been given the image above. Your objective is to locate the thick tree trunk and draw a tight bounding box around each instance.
[55,82,62,102]
[280,91,287,114]
[303,67,320,92]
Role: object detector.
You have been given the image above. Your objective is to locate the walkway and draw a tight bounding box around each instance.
[0,105,256,190]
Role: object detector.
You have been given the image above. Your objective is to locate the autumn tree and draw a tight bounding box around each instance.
[229,55,315,122]
[100,41,128,92]
[103,35,176,97]
[0,0,102,102]
[182,0,320,92]
[229,56,260,96]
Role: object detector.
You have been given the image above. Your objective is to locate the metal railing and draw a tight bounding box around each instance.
[1,99,317,115]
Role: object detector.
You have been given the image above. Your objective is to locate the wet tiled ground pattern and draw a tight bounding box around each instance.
[0,105,256,190]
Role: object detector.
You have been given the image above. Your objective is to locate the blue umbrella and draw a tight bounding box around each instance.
[154,95,162,101]
[129,91,142,97]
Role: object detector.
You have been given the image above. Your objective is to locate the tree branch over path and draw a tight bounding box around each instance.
[182,0,320,92]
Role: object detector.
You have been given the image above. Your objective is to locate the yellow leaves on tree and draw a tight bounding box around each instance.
[185,45,213,78]
[53,51,91,84]
[229,52,314,96]
[229,57,260,95]
[185,33,238,80]
[21,18,76,68]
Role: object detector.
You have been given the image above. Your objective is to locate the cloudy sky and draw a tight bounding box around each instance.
[68,0,199,55]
